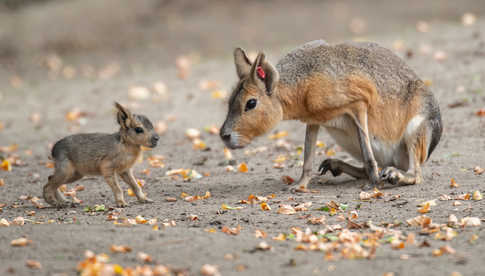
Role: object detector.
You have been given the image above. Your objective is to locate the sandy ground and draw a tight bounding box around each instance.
[1,1,485,275]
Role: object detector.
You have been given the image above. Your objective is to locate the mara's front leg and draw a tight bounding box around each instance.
[119,170,153,203]
[295,124,320,192]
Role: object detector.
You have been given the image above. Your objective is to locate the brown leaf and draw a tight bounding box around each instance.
[260,202,271,211]
[200,264,221,276]
[417,202,431,214]
[238,163,248,173]
[256,241,272,251]
[25,260,41,270]
[11,237,31,247]
[221,225,241,235]
[307,216,326,225]
[277,204,294,214]
[254,229,267,239]
[450,178,459,188]
[476,109,485,117]
[473,166,485,175]
[137,252,153,263]
[110,245,132,253]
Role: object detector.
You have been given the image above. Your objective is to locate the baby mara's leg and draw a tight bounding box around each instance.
[43,160,81,207]
[119,169,153,203]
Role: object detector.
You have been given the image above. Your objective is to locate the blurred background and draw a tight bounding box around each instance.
[1,0,485,68]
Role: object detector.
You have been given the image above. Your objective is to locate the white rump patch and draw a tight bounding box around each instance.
[405,115,425,138]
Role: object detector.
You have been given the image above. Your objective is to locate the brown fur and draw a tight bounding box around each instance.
[43,102,159,208]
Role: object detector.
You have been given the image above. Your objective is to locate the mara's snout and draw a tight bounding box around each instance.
[150,134,160,148]
[219,126,245,149]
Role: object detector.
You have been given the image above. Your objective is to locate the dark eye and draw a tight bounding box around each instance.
[134,127,144,134]
[245,99,257,112]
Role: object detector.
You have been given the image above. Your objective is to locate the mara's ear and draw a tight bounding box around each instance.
[250,52,280,96]
[234,48,252,78]
[114,102,133,129]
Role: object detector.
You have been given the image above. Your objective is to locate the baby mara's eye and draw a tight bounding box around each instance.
[134,127,144,134]
[245,98,257,112]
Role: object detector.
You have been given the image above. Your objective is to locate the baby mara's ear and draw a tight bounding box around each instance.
[250,52,279,96]
[234,47,252,79]
[114,102,133,129]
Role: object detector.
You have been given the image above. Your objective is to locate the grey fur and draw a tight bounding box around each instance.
[43,103,160,208]
[277,40,418,98]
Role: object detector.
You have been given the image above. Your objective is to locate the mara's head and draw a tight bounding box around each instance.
[220,48,283,149]
[114,102,160,148]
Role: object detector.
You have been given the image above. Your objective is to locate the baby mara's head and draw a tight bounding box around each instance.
[115,102,159,148]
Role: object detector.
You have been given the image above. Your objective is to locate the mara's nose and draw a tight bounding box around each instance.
[151,135,160,144]
[220,133,231,142]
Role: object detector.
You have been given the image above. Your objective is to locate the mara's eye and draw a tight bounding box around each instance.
[245,99,257,112]
[134,127,144,134]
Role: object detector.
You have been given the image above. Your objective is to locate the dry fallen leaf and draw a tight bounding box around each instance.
[0,218,9,227]
[0,178,4,186]
[473,166,484,175]
[1,159,12,171]
[472,190,482,201]
[448,214,458,227]
[277,204,296,215]
[221,225,241,235]
[221,203,243,210]
[198,80,220,91]
[462,13,477,26]
[433,50,447,61]
[238,163,248,173]
[432,245,456,257]
[176,56,191,79]
[211,90,227,99]
[260,202,271,211]
[11,237,31,247]
[166,197,177,202]
[307,216,326,225]
[359,188,383,200]
[460,217,481,227]
[137,252,153,263]
[256,241,272,251]
[110,245,132,253]
[25,260,41,270]
[200,264,221,276]
[254,229,267,239]
[223,147,233,160]
[185,128,200,140]
[135,215,148,224]
[268,131,288,140]
[450,178,459,188]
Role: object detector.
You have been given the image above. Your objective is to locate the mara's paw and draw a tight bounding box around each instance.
[318,159,342,177]
[116,200,129,208]
[379,167,401,185]
[43,191,58,207]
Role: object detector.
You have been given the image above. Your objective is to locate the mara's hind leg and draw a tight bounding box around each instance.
[43,161,77,207]
[380,125,428,186]
[319,158,367,179]
[55,172,83,204]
